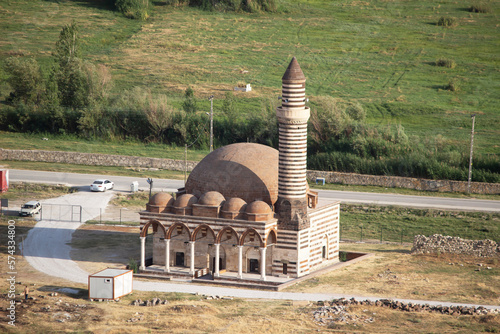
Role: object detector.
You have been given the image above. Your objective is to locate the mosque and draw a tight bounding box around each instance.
[138,58,340,281]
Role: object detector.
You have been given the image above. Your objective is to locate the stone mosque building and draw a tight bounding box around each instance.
[138,58,340,281]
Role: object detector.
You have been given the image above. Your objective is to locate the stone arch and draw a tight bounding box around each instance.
[191,224,216,242]
[166,222,192,240]
[265,229,277,247]
[322,234,329,259]
[240,228,264,247]
[216,226,240,244]
[140,219,167,238]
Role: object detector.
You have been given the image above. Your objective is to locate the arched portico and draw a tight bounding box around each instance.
[192,224,216,274]
[139,220,167,270]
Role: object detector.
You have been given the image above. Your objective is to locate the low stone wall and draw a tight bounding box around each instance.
[0,148,198,172]
[307,170,500,194]
[411,234,500,258]
[1,148,498,194]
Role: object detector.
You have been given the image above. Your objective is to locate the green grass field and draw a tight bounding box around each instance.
[340,204,500,243]
[1,0,499,159]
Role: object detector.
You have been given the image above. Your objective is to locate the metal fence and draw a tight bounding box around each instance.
[40,204,82,222]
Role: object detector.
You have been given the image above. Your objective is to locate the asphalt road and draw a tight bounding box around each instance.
[9,169,500,212]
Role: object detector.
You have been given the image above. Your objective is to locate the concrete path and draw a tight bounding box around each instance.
[20,190,500,310]
[23,191,115,284]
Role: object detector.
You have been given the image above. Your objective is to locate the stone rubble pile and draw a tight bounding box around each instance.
[411,234,500,258]
[313,304,374,326]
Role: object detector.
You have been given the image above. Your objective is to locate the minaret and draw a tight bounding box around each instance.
[276,57,310,231]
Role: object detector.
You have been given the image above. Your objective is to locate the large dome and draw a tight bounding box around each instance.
[185,143,278,206]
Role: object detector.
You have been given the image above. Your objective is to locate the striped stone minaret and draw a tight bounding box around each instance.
[276,57,310,231]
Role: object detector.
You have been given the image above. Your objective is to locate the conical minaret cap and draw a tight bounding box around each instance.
[282,57,306,82]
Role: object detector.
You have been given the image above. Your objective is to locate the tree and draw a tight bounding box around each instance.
[54,21,79,66]
[4,57,44,104]
[182,87,197,113]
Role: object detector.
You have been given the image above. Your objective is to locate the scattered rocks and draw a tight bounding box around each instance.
[131,298,169,306]
[127,312,144,323]
[312,304,374,326]
[411,235,500,258]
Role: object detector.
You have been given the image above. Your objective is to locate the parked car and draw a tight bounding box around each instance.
[19,201,41,217]
[90,179,114,192]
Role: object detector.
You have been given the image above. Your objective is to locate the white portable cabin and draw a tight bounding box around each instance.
[88,268,133,300]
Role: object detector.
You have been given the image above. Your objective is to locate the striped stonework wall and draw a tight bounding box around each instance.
[307,202,340,270]
[273,229,299,277]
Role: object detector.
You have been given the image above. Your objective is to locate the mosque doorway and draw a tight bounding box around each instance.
[175,252,185,266]
[249,259,259,273]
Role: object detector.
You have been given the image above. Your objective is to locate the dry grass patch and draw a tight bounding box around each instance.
[69,225,143,274]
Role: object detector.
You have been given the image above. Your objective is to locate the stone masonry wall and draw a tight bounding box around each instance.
[0,148,197,172]
[307,170,500,195]
[411,234,500,258]
[1,148,498,194]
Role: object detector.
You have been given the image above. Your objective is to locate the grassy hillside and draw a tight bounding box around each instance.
[0,0,499,172]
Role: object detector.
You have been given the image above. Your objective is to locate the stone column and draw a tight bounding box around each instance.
[260,247,267,281]
[164,239,170,273]
[237,245,243,279]
[189,241,195,275]
[140,237,146,270]
[214,243,220,278]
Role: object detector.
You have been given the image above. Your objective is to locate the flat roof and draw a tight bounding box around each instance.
[90,268,132,277]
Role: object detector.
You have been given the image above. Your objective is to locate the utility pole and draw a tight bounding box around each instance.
[147,178,153,200]
[467,114,476,194]
[209,95,214,152]
[184,144,187,184]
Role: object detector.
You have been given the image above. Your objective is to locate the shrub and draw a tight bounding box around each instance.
[445,78,460,92]
[437,16,457,28]
[436,58,456,69]
[468,3,491,13]
[115,0,152,20]
[188,0,275,12]
[128,258,138,273]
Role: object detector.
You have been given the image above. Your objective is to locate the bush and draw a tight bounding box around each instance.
[128,258,138,273]
[437,16,457,28]
[115,0,152,20]
[436,58,456,69]
[445,78,460,92]
[468,3,491,13]
[188,0,275,12]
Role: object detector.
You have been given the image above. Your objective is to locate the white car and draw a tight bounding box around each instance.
[90,179,114,192]
[19,201,41,217]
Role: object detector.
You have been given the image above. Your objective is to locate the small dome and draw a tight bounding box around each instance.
[173,194,198,208]
[198,191,225,206]
[246,200,272,214]
[148,192,174,207]
[222,197,247,213]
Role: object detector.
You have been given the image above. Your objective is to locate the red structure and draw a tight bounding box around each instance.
[0,170,8,193]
